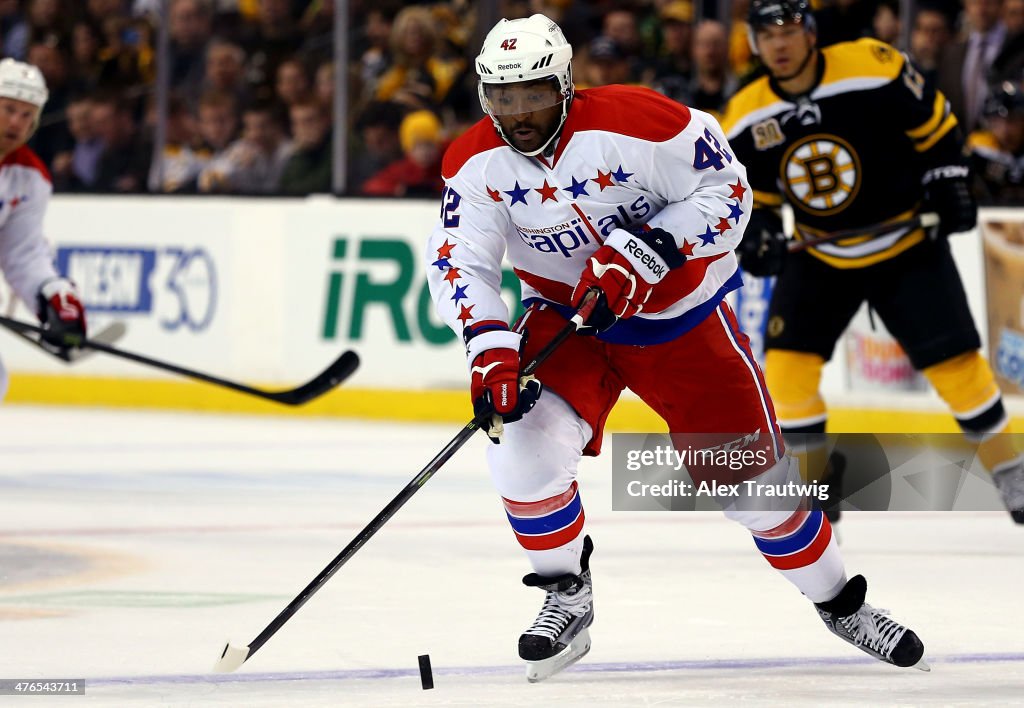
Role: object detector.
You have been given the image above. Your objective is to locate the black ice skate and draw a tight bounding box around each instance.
[815,575,928,671]
[519,535,594,682]
[992,461,1024,524]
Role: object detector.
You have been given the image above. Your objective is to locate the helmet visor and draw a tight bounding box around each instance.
[482,78,564,117]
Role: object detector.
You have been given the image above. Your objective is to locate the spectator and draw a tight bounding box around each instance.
[148,94,204,193]
[910,5,954,85]
[968,80,1024,204]
[274,57,311,108]
[279,100,331,195]
[239,0,302,94]
[201,38,251,107]
[95,14,155,91]
[69,20,105,93]
[168,0,213,103]
[1006,0,1024,34]
[362,109,444,197]
[26,0,71,46]
[937,0,1008,133]
[375,6,458,110]
[349,99,404,193]
[199,101,292,194]
[992,0,1024,83]
[196,88,239,158]
[601,8,649,82]
[314,58,333,110]
[88,0,126,24]
[581,36,632,88]
[357,4,398,93]
[91,94,151,193]
[873,0,901,45]
[0,0,29,60]
[687,19,737,116]
[51,95,103,191]
[815,0,877,47]
[26,39,73,169]
[652,0,694,102]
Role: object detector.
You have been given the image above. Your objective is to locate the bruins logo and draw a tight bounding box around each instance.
[780,134,861,215]
[767,316,785,338]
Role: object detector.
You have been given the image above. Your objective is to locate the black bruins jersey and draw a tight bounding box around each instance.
[722,39,961,268]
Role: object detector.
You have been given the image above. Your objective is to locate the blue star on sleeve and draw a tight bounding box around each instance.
[728,200,744,223]
[432,258,451,270]
[451,283,470,304]
[697,224,717,246]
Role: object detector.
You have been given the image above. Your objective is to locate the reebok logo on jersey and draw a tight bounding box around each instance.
[623,238,668,280]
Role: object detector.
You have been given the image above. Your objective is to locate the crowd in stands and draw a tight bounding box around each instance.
[1,0,1021,203]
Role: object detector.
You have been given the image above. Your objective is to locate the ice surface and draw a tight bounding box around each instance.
[0,405,1021,707]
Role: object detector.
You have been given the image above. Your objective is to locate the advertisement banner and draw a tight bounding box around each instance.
[982,216,1024,395]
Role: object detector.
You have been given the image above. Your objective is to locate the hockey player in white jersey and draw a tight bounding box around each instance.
[426,14,926,680]
[0,58,86,399]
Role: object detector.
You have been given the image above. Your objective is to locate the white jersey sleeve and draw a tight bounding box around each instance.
[0,151,57,312]
[425,164,515,344]
[642,108,752,258]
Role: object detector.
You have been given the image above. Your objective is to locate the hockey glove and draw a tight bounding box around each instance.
[921,165,977,239]
[36,278,87,350]
[571,227,685,334]
[467,328,543,443]
[738,208,787,277]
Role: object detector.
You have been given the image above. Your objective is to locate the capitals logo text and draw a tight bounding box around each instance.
[515,196,653,258]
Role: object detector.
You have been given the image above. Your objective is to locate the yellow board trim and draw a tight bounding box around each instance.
[8,373,1023,434]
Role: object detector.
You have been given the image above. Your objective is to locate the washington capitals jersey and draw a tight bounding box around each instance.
[426,84,753,347]
[721,39,962,268]
[0,146,57,310]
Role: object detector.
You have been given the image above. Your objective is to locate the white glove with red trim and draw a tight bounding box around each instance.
[36,278,87,349]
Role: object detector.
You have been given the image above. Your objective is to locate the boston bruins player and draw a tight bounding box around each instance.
[722,0,1024,524]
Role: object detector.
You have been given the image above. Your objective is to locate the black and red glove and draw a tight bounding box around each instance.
[571,227,685,334]
[466,328,542,443]
[36,278,87,350]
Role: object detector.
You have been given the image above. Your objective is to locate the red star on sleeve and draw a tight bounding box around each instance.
[457,304,475,324]
[486,186,503,202]
[728,181,747,200]
[716,217,732,235]
[593,170,614,190]
[436,240,456,259]
[681,239,695,256]
[443,267,461,285]
[535,180,559,203]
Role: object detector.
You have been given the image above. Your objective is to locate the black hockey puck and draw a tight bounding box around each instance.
[418,654,434,690]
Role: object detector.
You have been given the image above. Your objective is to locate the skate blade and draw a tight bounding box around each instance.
[525,628,591,683]
[911,656,930,672]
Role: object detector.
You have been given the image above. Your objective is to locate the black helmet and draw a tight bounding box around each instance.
[748,0,816,33]
[984,81,1024,119]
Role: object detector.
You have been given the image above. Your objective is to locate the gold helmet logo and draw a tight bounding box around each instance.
[781,134,861,215]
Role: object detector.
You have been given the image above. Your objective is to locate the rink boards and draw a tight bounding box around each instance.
[1,196,1020,431]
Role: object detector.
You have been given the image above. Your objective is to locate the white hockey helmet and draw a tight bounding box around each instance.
[0,58,48,110]
[475,14,574,156]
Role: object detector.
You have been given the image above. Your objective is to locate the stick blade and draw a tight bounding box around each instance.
[213,642,251,673]
[272,350,360,405]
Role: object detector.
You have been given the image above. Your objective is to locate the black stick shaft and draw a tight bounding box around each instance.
[0,315,353,405]
[787,213,937,253]
[239,292,600,662]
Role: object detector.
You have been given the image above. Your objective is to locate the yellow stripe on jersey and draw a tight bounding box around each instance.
[967,129,1001,151]
[796,207,927,268]
[907,93,948,139]
[719,76,775,137]
[753,189,784,208]
[914,112,957,152]
[819,39,903,87]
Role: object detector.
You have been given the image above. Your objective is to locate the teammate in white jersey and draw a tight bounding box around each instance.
[0,58,86,399]
[426,14,926,679]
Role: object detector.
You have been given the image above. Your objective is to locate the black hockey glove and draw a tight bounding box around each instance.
[36,278,87,351]
[737,208,787,277]
[921,165,977,239]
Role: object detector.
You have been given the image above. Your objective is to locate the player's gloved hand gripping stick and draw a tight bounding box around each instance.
[213,290,601,673]
[0,314,359,406]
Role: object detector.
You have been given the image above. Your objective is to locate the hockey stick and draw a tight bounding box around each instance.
[0,315,359,405]
[2,320,127,363]
[787,212,940,253]
[213,290,601,672]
